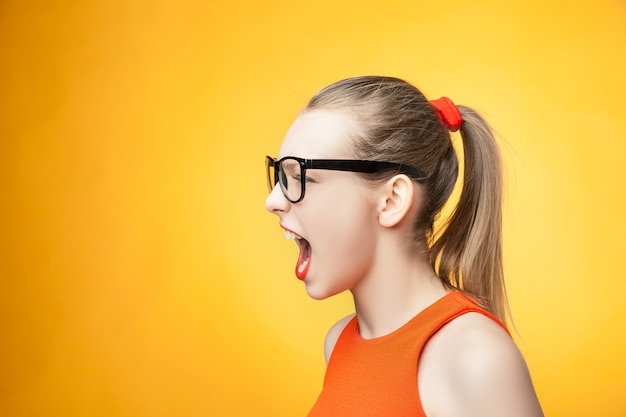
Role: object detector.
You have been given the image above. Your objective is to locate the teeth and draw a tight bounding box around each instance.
[298,258,309,273]
[284,230,301,240]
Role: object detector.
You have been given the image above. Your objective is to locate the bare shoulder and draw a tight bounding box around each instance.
[419,312,544,417]
[323,314,355,364]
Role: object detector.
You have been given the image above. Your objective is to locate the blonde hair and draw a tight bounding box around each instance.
[306,76,508,323]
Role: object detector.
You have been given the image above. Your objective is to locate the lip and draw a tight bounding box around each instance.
[280,224,303,239]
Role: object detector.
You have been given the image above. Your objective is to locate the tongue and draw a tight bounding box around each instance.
[295,239,311,280]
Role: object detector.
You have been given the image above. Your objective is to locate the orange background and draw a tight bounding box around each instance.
[1,1,625,416]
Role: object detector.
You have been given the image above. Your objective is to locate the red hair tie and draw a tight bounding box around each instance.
[429,97,462,132]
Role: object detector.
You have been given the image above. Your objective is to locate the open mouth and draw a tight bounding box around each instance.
[284,230,312,280]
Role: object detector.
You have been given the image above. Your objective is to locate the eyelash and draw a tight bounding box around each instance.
[293,175,316,183]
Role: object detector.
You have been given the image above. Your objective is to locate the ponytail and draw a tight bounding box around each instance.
[429,106,508,323]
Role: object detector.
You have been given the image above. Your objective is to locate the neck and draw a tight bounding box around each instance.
[350,243,448,339]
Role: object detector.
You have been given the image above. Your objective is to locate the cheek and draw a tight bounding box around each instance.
[309,189,378,274]
[309,180,375,236]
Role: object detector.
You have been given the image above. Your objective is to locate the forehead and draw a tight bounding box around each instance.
[278,109,359,159]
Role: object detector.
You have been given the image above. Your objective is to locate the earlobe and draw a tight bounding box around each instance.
[377,175,415,228]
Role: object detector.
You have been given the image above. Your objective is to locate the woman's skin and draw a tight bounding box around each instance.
[266,109,544,417]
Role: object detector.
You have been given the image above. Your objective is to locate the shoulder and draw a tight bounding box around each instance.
[420,312,544,417]
[323,314,355,364]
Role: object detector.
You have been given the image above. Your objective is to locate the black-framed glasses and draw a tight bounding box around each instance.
[266,155,427,203]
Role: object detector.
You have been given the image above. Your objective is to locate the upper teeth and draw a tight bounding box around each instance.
[284,230,301,240]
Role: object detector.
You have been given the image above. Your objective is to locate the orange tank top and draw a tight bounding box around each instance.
[307,291,508,417]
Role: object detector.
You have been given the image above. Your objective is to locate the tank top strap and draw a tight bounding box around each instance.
[406,291,510,340]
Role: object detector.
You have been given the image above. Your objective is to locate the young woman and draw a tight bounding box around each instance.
[265,76,544,417]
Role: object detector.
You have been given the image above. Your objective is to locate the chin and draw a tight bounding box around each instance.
[304,281,343,301]
[304,286,331,300]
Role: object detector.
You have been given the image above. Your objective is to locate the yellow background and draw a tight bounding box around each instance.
[1,1,625,416]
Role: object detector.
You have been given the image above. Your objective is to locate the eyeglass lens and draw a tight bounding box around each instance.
[267,157,304,202]
[278,158,302,202]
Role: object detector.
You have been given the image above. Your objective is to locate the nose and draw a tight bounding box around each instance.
[265,185,291,215]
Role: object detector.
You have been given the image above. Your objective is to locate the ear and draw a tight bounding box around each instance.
[377,174,415,228]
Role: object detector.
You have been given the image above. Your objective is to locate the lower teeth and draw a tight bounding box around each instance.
[298,258,309,274]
